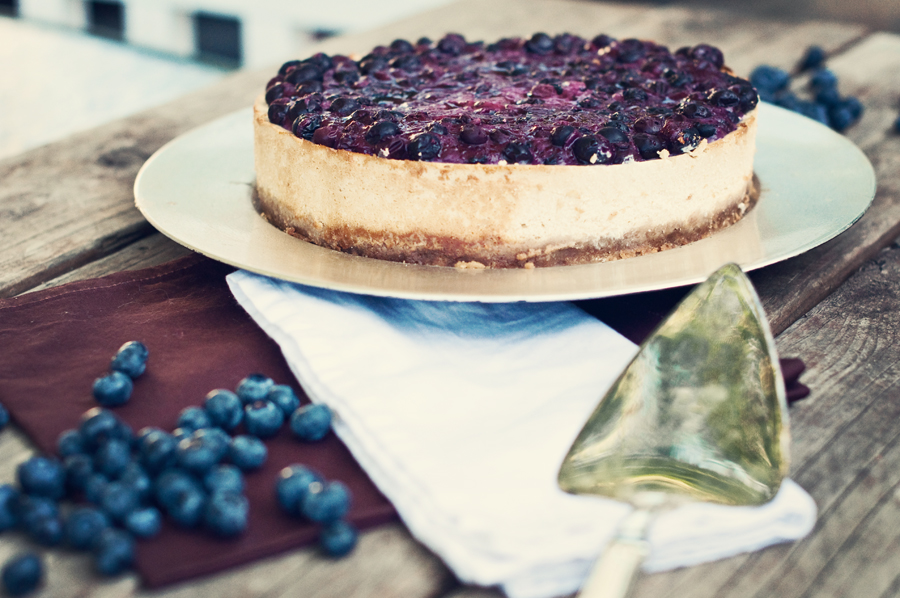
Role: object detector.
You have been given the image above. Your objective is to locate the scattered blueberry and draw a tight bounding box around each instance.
[267,385,300,417]
[28,514,63,546]
[320,520,358,557]
[65,507,110,550]
[125,507,162,539]
[93,438,131,478]
[83,473,109,505]
[228,436,267,471]
[236,374,275,404]
[0,484,19,531]
[94,528,135,576]
[118,462,152,502]
[56,429,85,458]
[276,465,322,515]
[17,456,66,500]
[110,341,149,378]
[204,389,243,430]
[289,404,333,442]
[139,429,178,473]
[80,408,125,450]
[63,453,94,492]
[244,400,285,439]
[1,553,42,596]
[0,402,9,432]
[176,435,222,475]
[99,481,140,523]
[204,464,244,495]
[15,495,58,532]
[300,480,351,524]
[798,45,826,72]
[167,484,207,528]
[203,491,249,537]
[749,65,790,94]
[92,371,133,407]
[809,68,838,92]
[177,406,212,432]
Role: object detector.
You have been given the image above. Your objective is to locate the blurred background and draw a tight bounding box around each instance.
[1,0,898,161]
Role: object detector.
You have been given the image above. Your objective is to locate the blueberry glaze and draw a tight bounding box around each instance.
[264,33,757,165]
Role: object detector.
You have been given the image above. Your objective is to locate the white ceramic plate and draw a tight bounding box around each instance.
[135,102,875,302]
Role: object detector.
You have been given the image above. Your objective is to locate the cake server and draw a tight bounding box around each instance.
[558,263,790,598]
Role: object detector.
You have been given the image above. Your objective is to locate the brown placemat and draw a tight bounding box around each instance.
[0,255,808,587]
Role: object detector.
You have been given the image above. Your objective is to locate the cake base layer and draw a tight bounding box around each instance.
[255,177,759,269]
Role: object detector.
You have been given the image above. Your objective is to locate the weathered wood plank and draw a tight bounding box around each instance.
[0,0,867,302]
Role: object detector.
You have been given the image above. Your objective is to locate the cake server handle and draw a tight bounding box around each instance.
[576,507,654,598]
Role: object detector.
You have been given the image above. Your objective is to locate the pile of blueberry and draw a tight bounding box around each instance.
[0,341,354,596]
[750,45,863,133]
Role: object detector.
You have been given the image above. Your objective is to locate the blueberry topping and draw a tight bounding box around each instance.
[598,127,629,145]
[265,82,287,104]
[708,89,740,107]
[437,33,467,55]
[293,115,324,141]
[633,133,666,160]
[365,121,401,144]
[278,60,302,76]
[408,133,442,161]
[669,126,702,153]
[696,123,718,138]
[459,125,488,145]
[503,141,533,164]
[550,125,575,146]
[572,135,612,165]
[267,101,291,126]
[390,38,415,53]
[1,553,42,596]
[525,33,554,55]
[329,97,361,116]
[689,44,724,69]
[285,64,323,85]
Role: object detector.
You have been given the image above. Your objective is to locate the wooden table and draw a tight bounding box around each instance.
[3,1,900,596]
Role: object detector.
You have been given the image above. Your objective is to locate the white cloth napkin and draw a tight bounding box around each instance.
[227,270,816,598]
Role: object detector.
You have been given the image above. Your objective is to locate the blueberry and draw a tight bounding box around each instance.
[110,341,148,378]
[733,83,759,111]
[798,45,826,72]
[276,465,323,515]
[550,125,575,147]
[815,86,841,107]
[289,404,333,442]
[124,507,162,538]
[204,464,244,495]
[633,133,666,160]
[94,528,134,576]
[139,429,178,473]
[0,484,18,531]
[390,38,414,53]
[204,389,243,430]
[503,141,533,164]
[842,96,864,120]
[244,400,285,439]
[459,125,488,145]
[268,100,291,126]
[598,127,629,145]
[669,127,702,153]
[176,436,221,474]
[236,374,275,404]
[321,520,358,557]
[524,32,553,55]
[798,100,830,126]
[553,33,581,55]
[118,462,152,502]
[83,473,109,505]
[749,65,790,93]
[17,456,65,499]
[592,34,615,48]
[358,54,389,74]
[265,82,287,104]
[365,121,401,145]
[1,553,42,596]
[285,64,322,85]
[828,105,856,132]
[56,429,85,457]
[28,514,63,546]
[167,485,207,528]
[100,481,139,522]
[809,68,838,92]
[177,406,212,432]
[93,438,131,478]
[15,495,58,532]
[622,88,647,103]
[389,54,421,71]
[437,33,466,55]
[228,436,267,471]
[154,469,203,511]
[64,506,110,550]
[278,60,302,76]
[329,97,361,116]
[696,123,718,138]
[572,135,612,165]
[0,402,9,431]
[304,52,333,74]
[204,491,249,537]
[293,114,324,141]
[63,453,93,492]
[266,385,300,417]
[407,133,442,161]
[678,102,712,119]
[300,480,351,523]
[689,44,724,69]
[92,372,133,407]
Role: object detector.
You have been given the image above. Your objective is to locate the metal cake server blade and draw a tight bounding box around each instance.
[558,263,790,598]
